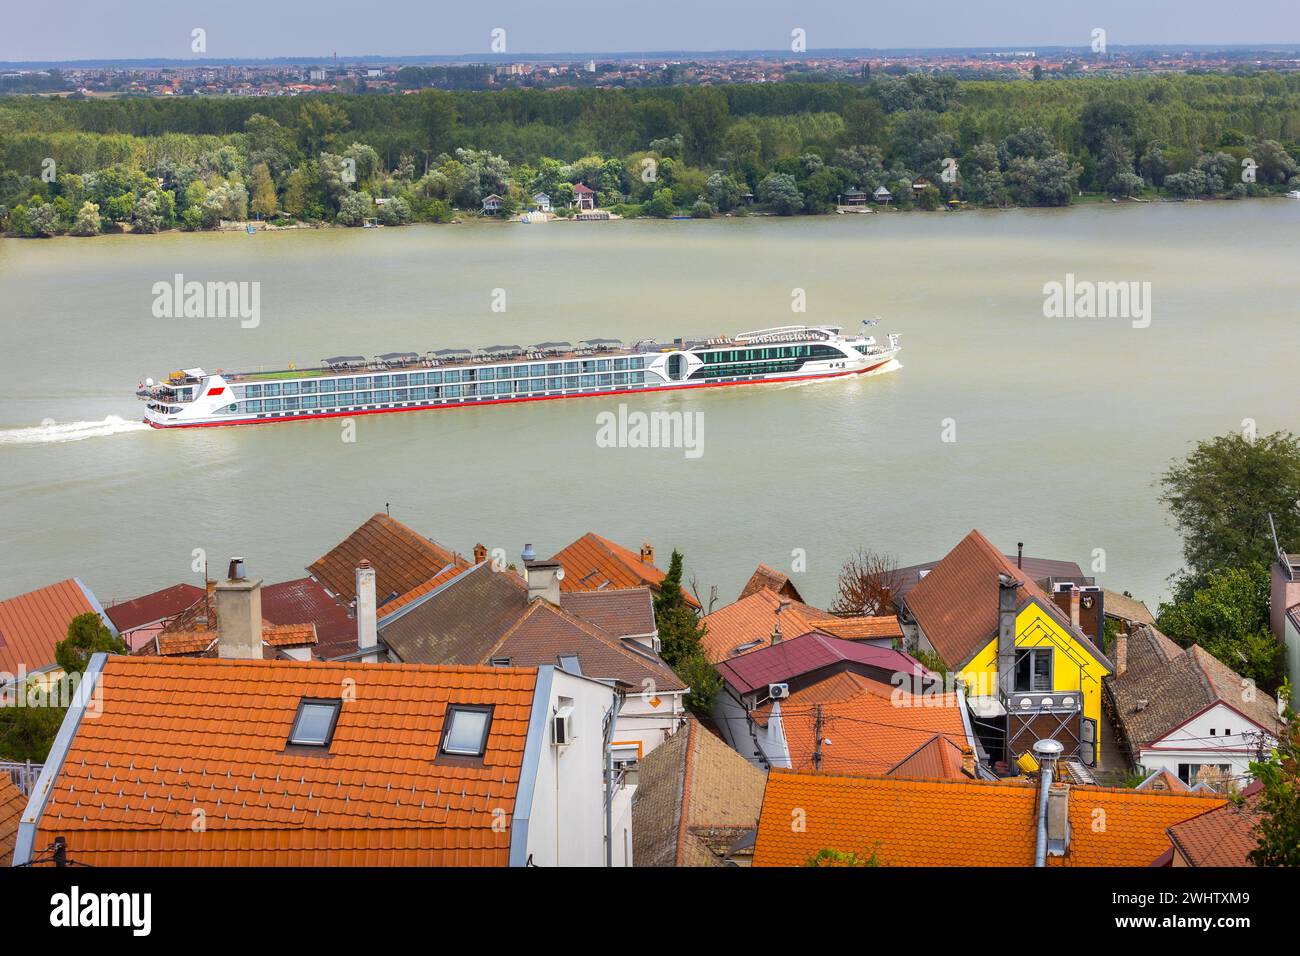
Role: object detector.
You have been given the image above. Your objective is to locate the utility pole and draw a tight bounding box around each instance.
[813,704,824,771]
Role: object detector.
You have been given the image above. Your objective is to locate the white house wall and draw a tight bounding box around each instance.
[1138,702,1275,786]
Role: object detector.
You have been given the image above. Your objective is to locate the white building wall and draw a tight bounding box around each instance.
[612,691,685,759]
[1138,702,1276,787]
[524,669,617,867]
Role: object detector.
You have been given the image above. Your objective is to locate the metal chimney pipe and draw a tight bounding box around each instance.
[1033,739,1064,867]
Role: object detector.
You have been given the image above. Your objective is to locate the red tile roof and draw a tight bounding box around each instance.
[805,615,903,642]
[0,579,104,674]
[715,631,933,697]
[1166,781,1263,867]
[33,657,539,866]
[552,533,700,609]
[888,734,971,781]
[739,564,805,603]
[753,771,1227,867]
[260,577,356,660]
[700,589,826,663]
[307,513,465,606]
[103,584,205,633]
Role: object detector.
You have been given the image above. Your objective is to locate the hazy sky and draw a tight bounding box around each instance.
[3,0,1296,61]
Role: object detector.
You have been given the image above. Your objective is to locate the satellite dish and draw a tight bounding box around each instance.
[555,567,565,581]
[145,377,154,386]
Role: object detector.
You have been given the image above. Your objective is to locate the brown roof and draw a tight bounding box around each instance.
[552,533,700,609]
[1110,626,1284,747]
[29,656,538,866]
[1101,588,1156,626]
[1166,781,1262,866]
[805,615,903,642]
[307,513,465,606]
[903,529,1106,668]
[379,563,529,665]
[1136,768,1191,793]
[0,776,28,868]
[893,552,1087,603]
[260,577,357,660]
[558,588,657,641]
[103,583,205,633]
[739,564,805,603]
[0,578,105,674]
[632,718,765,867]
[488,600,684,691]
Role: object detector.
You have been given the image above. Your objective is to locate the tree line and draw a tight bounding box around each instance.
[2,72,1299,236]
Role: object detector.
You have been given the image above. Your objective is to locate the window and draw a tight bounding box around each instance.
[289,698,341,747]
[1014,648,1052,692]
[557,654,582,675]
[441,705,493,757]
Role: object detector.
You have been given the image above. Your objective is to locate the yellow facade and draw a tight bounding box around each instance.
[958,599,1111,763]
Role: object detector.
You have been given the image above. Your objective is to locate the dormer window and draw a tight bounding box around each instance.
[289,698,342,747]
[441,705,493,757]
[558,654,583,674]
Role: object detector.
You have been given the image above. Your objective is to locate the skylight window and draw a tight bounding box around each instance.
[557,653,583,675]
[441,705,493,757]
[289,698,341,747]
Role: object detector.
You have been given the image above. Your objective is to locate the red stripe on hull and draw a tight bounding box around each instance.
[145,359,895,429]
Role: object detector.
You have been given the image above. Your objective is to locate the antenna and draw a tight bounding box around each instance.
[1268,512,1289,575]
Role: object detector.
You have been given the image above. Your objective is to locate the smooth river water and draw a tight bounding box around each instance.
[2,201,1298,610]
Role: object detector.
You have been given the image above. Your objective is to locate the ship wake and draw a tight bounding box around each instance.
[0,415,150,445]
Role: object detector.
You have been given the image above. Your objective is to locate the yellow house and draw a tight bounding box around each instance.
[901,530,1113,771]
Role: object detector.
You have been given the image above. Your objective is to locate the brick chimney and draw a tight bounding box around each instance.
[1114,630,1128,678]
[640,541,654,565]
[355,560,378,662]
[961,746,976,778]
[996,573,1021,696]
[215,557,263,660]
[525,556,563,606]
[473,543,488,565]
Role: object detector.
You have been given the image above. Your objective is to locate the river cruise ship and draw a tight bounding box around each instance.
[138,324,901,428]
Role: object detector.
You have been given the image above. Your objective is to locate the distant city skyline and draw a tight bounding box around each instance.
[5,0,1299,63]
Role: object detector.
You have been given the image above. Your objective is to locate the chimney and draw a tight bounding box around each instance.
[1032,738,1064,867]
[1016,543,1023,570]
[473,543,488,565]
[215,557,263,660]
[879,585,893,613]
[770,620,782,645]
[1114,630,1128,678]
[996,573,1021,697]
[961,746,976,778]
[355,560,377,661]
[525,557,563,606]
[1068,587,1081,630]
[640,541,654,565]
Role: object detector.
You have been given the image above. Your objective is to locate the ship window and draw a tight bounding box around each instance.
[264,383,281,397]
[282,381,300,395]
[427,372,443,385]
[355,391,374,404]
[244,384,263,398]
[317,379,335,392]
[264,399,282,412]
[300,380,318,393]
[372,375,390,389]
[564,361,579,374]
[244,400,263,412]
[391,374,407,386]
[409,372,425,385]
[283,397,300,410]
[335,392,355,405]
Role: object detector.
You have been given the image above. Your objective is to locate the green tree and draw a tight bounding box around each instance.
[646,187,676,218]
[0,687,66,761]
[249,162,277,218]
[806,847,881,867]
[70,200,101,235]
[758,172,804,214]
[1248,699,1300,866]
[1156,564,1283,690]
[55,612,126,675]
[654,551,721,714]
[1159,430,1300,584]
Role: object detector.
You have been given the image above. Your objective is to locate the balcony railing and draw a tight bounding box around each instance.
[1004,690,1083,714]
[1,759,43,797]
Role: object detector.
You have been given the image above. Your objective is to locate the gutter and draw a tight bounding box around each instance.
[602,685,623,868]
[13,651,108,866]
[509,664,555,867]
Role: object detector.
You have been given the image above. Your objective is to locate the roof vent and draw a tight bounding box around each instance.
[521,543,536,563]
[227,557,246,581]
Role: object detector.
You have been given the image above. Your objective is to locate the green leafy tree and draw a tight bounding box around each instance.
[758,172,804,214]
[70,200,101,235]
[654,551,721,713]
[248,162,277,218]
[806,847,881,866]
[1159,430,1300,584]
[646,187,676,218]
[55,612,126,675]
[1248,698,1300,866]
[0,687,66,761]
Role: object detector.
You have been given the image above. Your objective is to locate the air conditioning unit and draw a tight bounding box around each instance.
[768,683,790,700]
[553,707,574,746]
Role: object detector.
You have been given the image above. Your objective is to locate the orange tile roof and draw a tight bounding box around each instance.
[1166,782,1262,867]
[700,589,825,663]
[0,777,28,868]
[0,578,103,674]
[753,771,1226,867]
[308,513,465,606]
[33,657,538,866]
[806,615,903,641]
[552,533,700,609]
[888,735,971,781]
[759,672,970,775]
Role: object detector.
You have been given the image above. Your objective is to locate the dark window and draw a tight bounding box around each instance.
[289,698,342,747]
[1014,648,1052,692]
[440,705,493,757]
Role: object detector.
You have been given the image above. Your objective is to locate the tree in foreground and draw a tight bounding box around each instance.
[1248,696,1300,867]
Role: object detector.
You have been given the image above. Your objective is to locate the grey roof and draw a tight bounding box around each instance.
[377,351,418,361]
[533,341,572,350]
[431,348,472,356]
[324,355,365,364]
[379,563,528,664]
